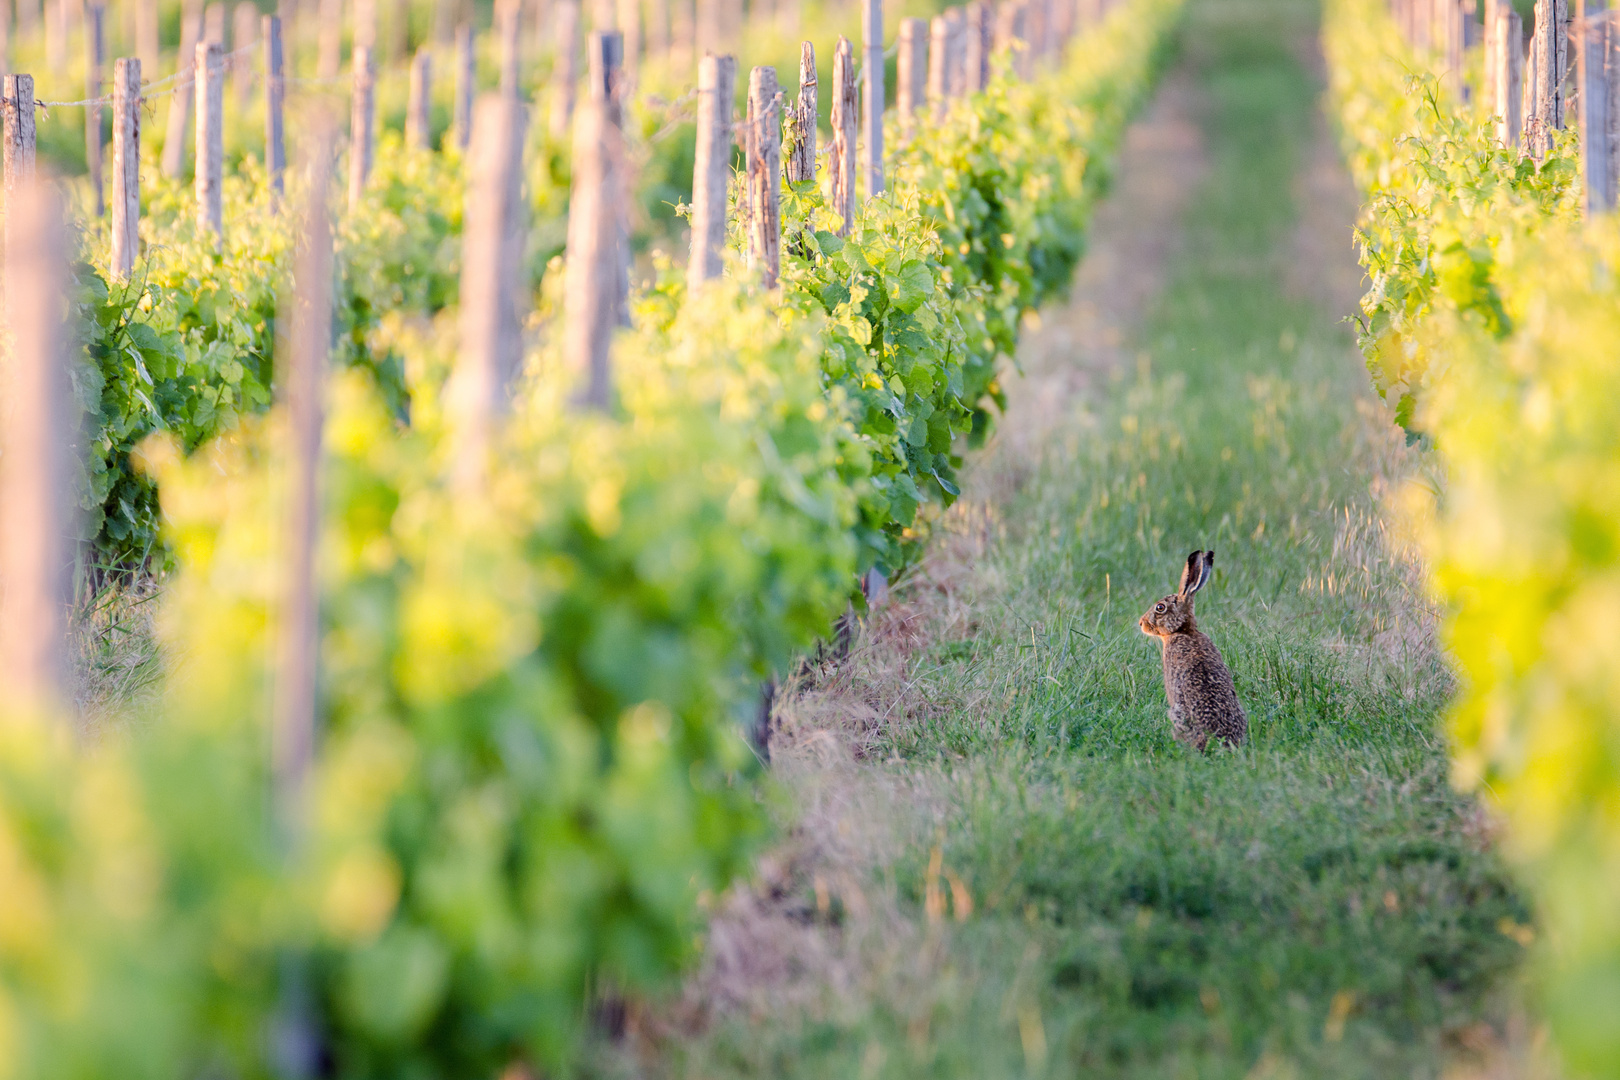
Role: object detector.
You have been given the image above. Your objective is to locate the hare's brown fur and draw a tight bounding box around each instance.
[1138,550,1246,750]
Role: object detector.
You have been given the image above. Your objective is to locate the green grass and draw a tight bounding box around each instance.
[638,0,1532,1075]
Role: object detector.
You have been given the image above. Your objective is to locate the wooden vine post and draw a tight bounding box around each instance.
[111,58,141,280]
[746,66,782,289]
[898,17,926,133]
[587,30,629,322]
[318,0,342,76]
[786,42,817,184]
[617,0,641,86]
[455,23,475,149]
[946,7,967,97]
[2,77,34,219]
[1578,0,1614,213]
[928,14,948,118]
[454,94,527,488]
[564,43,627,409]
[196,41,225,244]
[1528,0,1568,155]
[408,47,433,148]
[687,52,736,287]
[1483,0,1498,111]
[550,0,581,138]
[163,0,203,179]
[349,45,375,211]
[265,15,286,199]
[862,0,883,197]
[0,181,72,720]
[1493,6,1523,147]
[274,120,334,841]
[830,35,857,234]
[967,0,992,91]
[86,4,106,218]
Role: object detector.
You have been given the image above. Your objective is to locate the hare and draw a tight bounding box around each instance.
[1138,550,1247,750]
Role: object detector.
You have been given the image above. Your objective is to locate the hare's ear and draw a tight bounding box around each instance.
[1177,551,1202,598]
[1196,549,1215,594]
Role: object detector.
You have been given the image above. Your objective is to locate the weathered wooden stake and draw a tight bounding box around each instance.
[408,46,433,148]
[196,41,224,242]
[587,29,629,323]
[498,0,524,96]
[265,15,286,198]
[946,7,968,96]
[926,15,948,119]
[455,22,475,148]
[1579,0,1613,213]
[163,0,204,179]
[0,181,72,721]
[786,41,817,183]
[1484,0,1498,110]
[830,34,857,234]
[967,0,992,91]
[85,4,105,218]
[898,17,927,131]
[234,1,258,103]
[746,66,781,289]
[454,94,528,487]
[111,58,141,279]
[862,0,883,197]
[349,45,374,211]
[688,52,735,287]
[551,0,581,137]
[997,0,1030,79]
[1495,7,1523,147]
[1528,0,1568,156]
[274,120,334,841]
[564,95,624,409]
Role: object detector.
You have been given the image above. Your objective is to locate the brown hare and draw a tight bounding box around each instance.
[1138,550,1247,750]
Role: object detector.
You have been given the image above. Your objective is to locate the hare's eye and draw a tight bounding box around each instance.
[1154,602,1166,614]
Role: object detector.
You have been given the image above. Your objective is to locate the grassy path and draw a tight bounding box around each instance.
[631,0,1533,1075]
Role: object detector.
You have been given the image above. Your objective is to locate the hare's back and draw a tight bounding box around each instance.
[1165,633,1246,747]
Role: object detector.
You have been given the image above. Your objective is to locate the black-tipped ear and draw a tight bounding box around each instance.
[1196,549,1215,594]
[1178,551,1201,597]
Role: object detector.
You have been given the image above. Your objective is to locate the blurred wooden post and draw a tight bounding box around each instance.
[550,0,581,137]
[234,1,258,103]
[786,42,816,182]
[455,23,475,148]
[1026,0,1046,68]
[861,0,883,196]
[111,58,140,279]
[745,66,780,288]
[0,182,73,720]
[1483,0,1497,107]
[1579,0,1613,212]
[1495,7,1523,145]
[616,0,639,85]
[352,0,375,50]
[830,35,856,234]
[927,15,947,118]
[966,0,991,90]
[897,17,925,129]
[498,0,523,96]
[349,45,374,210]
[85,4,105,217]
[688,52,735,287]
[997,0,1029,79]
[407,46,433,148]
[318,0,342,76]
[587,30,628,322]
[0,4,9,74]
[434,0,453,41]
[265,15,286,198]
[137,0,158,72]
[196,41,224,242]
[564,94,623,409]
[946,8,967,96]
[454,94,527,487]
[163,0,203,179]
[274,120,334,840]
[1053,0,1074,53]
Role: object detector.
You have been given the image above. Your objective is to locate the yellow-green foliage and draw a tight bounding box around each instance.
[1326,0,1620,1071]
